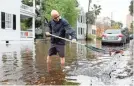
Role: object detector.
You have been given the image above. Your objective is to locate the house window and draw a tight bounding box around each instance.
[82,16,84,23]
[78,27,81,35]
[1,12,16,30]
[5,13,12,28]
[81,16,82,23]
[81,28,83,35]
[92,30,96,34]
[78,27,85,35]
[95,30,96,34]
[78,15,80,22]
[83,28,84,34]
[92,30,94,34]
[84,16,86,23]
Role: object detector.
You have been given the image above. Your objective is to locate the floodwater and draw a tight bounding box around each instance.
[0,40,133,85]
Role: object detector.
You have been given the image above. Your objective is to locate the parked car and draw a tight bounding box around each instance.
[129,34,133,40]
[121,28,130,42]
[102,29,129,45]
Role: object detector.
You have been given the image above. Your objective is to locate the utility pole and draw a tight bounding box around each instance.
[111,12,113,27]
[88,0,91,12]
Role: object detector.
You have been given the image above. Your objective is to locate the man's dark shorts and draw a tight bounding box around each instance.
[48,44,65,57]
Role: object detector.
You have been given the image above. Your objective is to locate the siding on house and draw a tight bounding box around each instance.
[76,8,87,39]
[0,0,21,41]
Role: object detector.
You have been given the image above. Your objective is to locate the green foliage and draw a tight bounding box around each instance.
[111,20,123,29]
[117,22,123,28]
[21,0,79,30]
[21,22,27,31]
[75,0,79,7]
[111,20,115,27]
[131,21,133,29]
[21,18,32,31]
[35,19,41,28]
[21,0,33,6]
[43,0,79,27]
[130,21,134,33]
[86,11,96,24]
[63,81,80,85]
[86,3,101,40]
[86,4,101,24]
[22,0,40,6]
[36,0,40,5]
[92,4,101,16]
[96,36,102,40]
[86,34,96,41]
[129,0,133,16]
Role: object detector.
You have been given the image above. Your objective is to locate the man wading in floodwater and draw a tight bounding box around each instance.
[45,10,76,68]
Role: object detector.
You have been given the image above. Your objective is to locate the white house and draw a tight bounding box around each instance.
[0,0,35,44]
[88,25,96,35]
[76,8,87,40]
[76,7,97,40]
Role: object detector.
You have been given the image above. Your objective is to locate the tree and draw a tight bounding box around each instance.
[21,18,32,31]
[86,11,95,25]
[21,0,79,31]
[112,23,120,29]
[130,21,134,33]
[129,0,133,16]
[92,4,101,18]
[21,0,41,30]
[86,0,92,41]
[86,4,101,24]
[22,0,33,6]
[75,0,79,7]
[131,21,133,29]
[86,3,101,40]
[128,0,133,33]
[43,0,79,27]
[111,20,123,29]
[22,0,40,6]
[96,21,104,37]
[117,22,123,28]
[96,17,111,37]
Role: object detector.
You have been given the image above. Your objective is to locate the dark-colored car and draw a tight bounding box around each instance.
[102,29,129,44]
[129,34,133,40]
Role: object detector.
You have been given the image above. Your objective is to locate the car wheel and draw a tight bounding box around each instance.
[120,39,125,45]
[102,42,105,45]
[127,38,130,43]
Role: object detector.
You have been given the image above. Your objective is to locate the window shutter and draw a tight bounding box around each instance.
[13,14,16,30]
[1,12,5,29]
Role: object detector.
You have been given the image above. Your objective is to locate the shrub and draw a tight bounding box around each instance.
[86,34,96,41]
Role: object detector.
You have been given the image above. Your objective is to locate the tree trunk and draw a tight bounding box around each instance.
[86,0,92,41]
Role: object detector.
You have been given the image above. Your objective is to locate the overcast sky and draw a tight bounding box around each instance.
[78,0,131,27]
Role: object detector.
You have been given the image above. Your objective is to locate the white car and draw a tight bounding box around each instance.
[102,29,128,45]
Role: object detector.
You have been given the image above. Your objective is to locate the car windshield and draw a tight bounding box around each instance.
[105,29,121,34]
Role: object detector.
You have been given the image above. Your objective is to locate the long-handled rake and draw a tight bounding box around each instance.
[49,34,106,53]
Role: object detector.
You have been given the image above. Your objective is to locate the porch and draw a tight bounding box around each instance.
[20,1,35,41]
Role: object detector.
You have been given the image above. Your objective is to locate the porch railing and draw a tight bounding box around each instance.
[21,4,33,13]
[21,31,33,38]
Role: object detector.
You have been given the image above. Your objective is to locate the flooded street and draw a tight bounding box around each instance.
[0,40,133,85]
